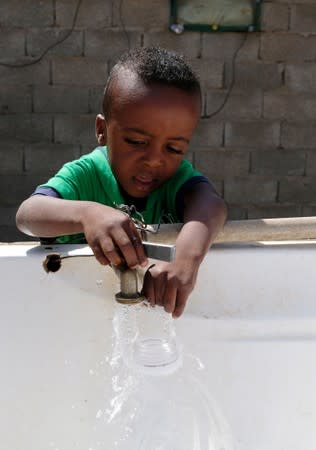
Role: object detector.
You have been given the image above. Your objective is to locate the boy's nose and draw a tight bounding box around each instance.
[143,146,164,167]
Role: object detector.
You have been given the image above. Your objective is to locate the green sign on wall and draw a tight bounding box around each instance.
[170,0,261,33]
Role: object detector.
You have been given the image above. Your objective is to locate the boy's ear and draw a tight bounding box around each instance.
[95,114,107,145]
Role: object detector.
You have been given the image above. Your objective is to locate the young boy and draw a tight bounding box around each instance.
[16,46,227,318]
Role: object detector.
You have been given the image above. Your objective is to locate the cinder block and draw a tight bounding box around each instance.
[261,3,289,31]
[248,205,302,219]
[0,225,32,243]
[112,0,169,29]
[290,4,316,32]
[0,28,25,58]
[24,143,80,174]
[33,85,89,113]
[276,0,316,3]
[186,58,224,90]
[225,121,280,148]
[0,174,47,206]
[264,90,316,120]
[0,85,32,113]
[226,207,248,220]
[80,143,102,157]
[52,57,108,86]
[0,114,52,142]
[225,177,278,204]
[85,30,141,60]
[281,122,316,149]
[0,0,53,27]
[0,144,24,174]
[54,114,96,145]
[89,87,105,114]
[26,28,83,57]
[233,62,283,90]
[194,149,250,178]
[56,0,112,28]
[189,118,224,148]
[251,150,306,176]
[0,207,20,227]
[279,177,316,202]
[202,33,259,61]
[143,32,201,59]
[260,33,316,62]
[302,205,316,217]
[205,89,262,119]
[0,60,50,86]
[285,64,316,93]
[305,152,316,176]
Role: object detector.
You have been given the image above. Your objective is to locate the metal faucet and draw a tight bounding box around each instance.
[113,265,145,304]
[113,241,176,305]
[42,238,176,305]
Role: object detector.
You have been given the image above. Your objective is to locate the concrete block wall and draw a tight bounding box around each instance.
[1,0,316,240]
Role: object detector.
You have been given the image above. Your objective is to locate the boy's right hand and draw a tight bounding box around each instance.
[82,203,148,268]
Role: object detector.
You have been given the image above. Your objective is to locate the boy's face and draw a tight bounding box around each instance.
[96,72,201,198]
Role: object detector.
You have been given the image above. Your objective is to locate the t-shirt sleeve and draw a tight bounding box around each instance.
[36,155,98,201]
[163,159,212,222]
[175,175,215,220]
[32,186,62,198]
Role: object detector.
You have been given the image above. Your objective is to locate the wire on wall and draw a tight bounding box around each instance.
[203,32,248,119]
[0,0,83,68]
[119,0,131,50]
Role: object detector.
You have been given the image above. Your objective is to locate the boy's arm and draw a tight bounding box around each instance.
[16,195,91,237]
[142,182,227,317]
[178,181,227,264]
[16,195,147,268]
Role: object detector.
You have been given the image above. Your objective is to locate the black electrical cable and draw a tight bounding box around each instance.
[0,0,83,68]
[203,32,248,118]
[118,0,131,50]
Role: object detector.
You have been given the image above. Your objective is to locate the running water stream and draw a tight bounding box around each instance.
[89,302,234,450]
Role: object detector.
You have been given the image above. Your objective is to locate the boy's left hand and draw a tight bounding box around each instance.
[142,259,199,318]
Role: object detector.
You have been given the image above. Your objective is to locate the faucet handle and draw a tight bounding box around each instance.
[142,242,176,262]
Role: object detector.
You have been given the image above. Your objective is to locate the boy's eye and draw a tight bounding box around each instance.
[167,145,184,155]
[125,138,146,146]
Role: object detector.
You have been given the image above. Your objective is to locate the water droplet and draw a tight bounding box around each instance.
[96,409,103,419]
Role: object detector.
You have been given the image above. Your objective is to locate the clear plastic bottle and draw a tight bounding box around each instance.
[93,303,234,450]
[133,366,234,450]
[99,352,234,450]
[131,301,182,374]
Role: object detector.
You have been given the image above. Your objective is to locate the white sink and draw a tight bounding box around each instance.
[1,241,316,450]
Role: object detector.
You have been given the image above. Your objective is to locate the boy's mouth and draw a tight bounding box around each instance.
[133,175,157,193]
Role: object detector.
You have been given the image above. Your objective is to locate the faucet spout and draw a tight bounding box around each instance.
[113,241,176,305]
[113,265,146,304]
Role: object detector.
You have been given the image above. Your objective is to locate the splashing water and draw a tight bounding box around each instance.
[90,302,234,450]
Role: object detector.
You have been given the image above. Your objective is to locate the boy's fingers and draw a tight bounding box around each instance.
[110,230,140,268]
[97,235,126,266]
[173,291,188,318]
[154,277,165,307]
[110,224,146,268]
[142,267,155,306]
[130,233,148,267]
[92,245,111,266]
[163,283,177,314]
[127,221,147,267]
[102,246,124,266]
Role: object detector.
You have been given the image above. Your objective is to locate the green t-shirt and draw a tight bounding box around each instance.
[39,146,204,243]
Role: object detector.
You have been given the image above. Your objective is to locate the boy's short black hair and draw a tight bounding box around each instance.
[103,46,201,118]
